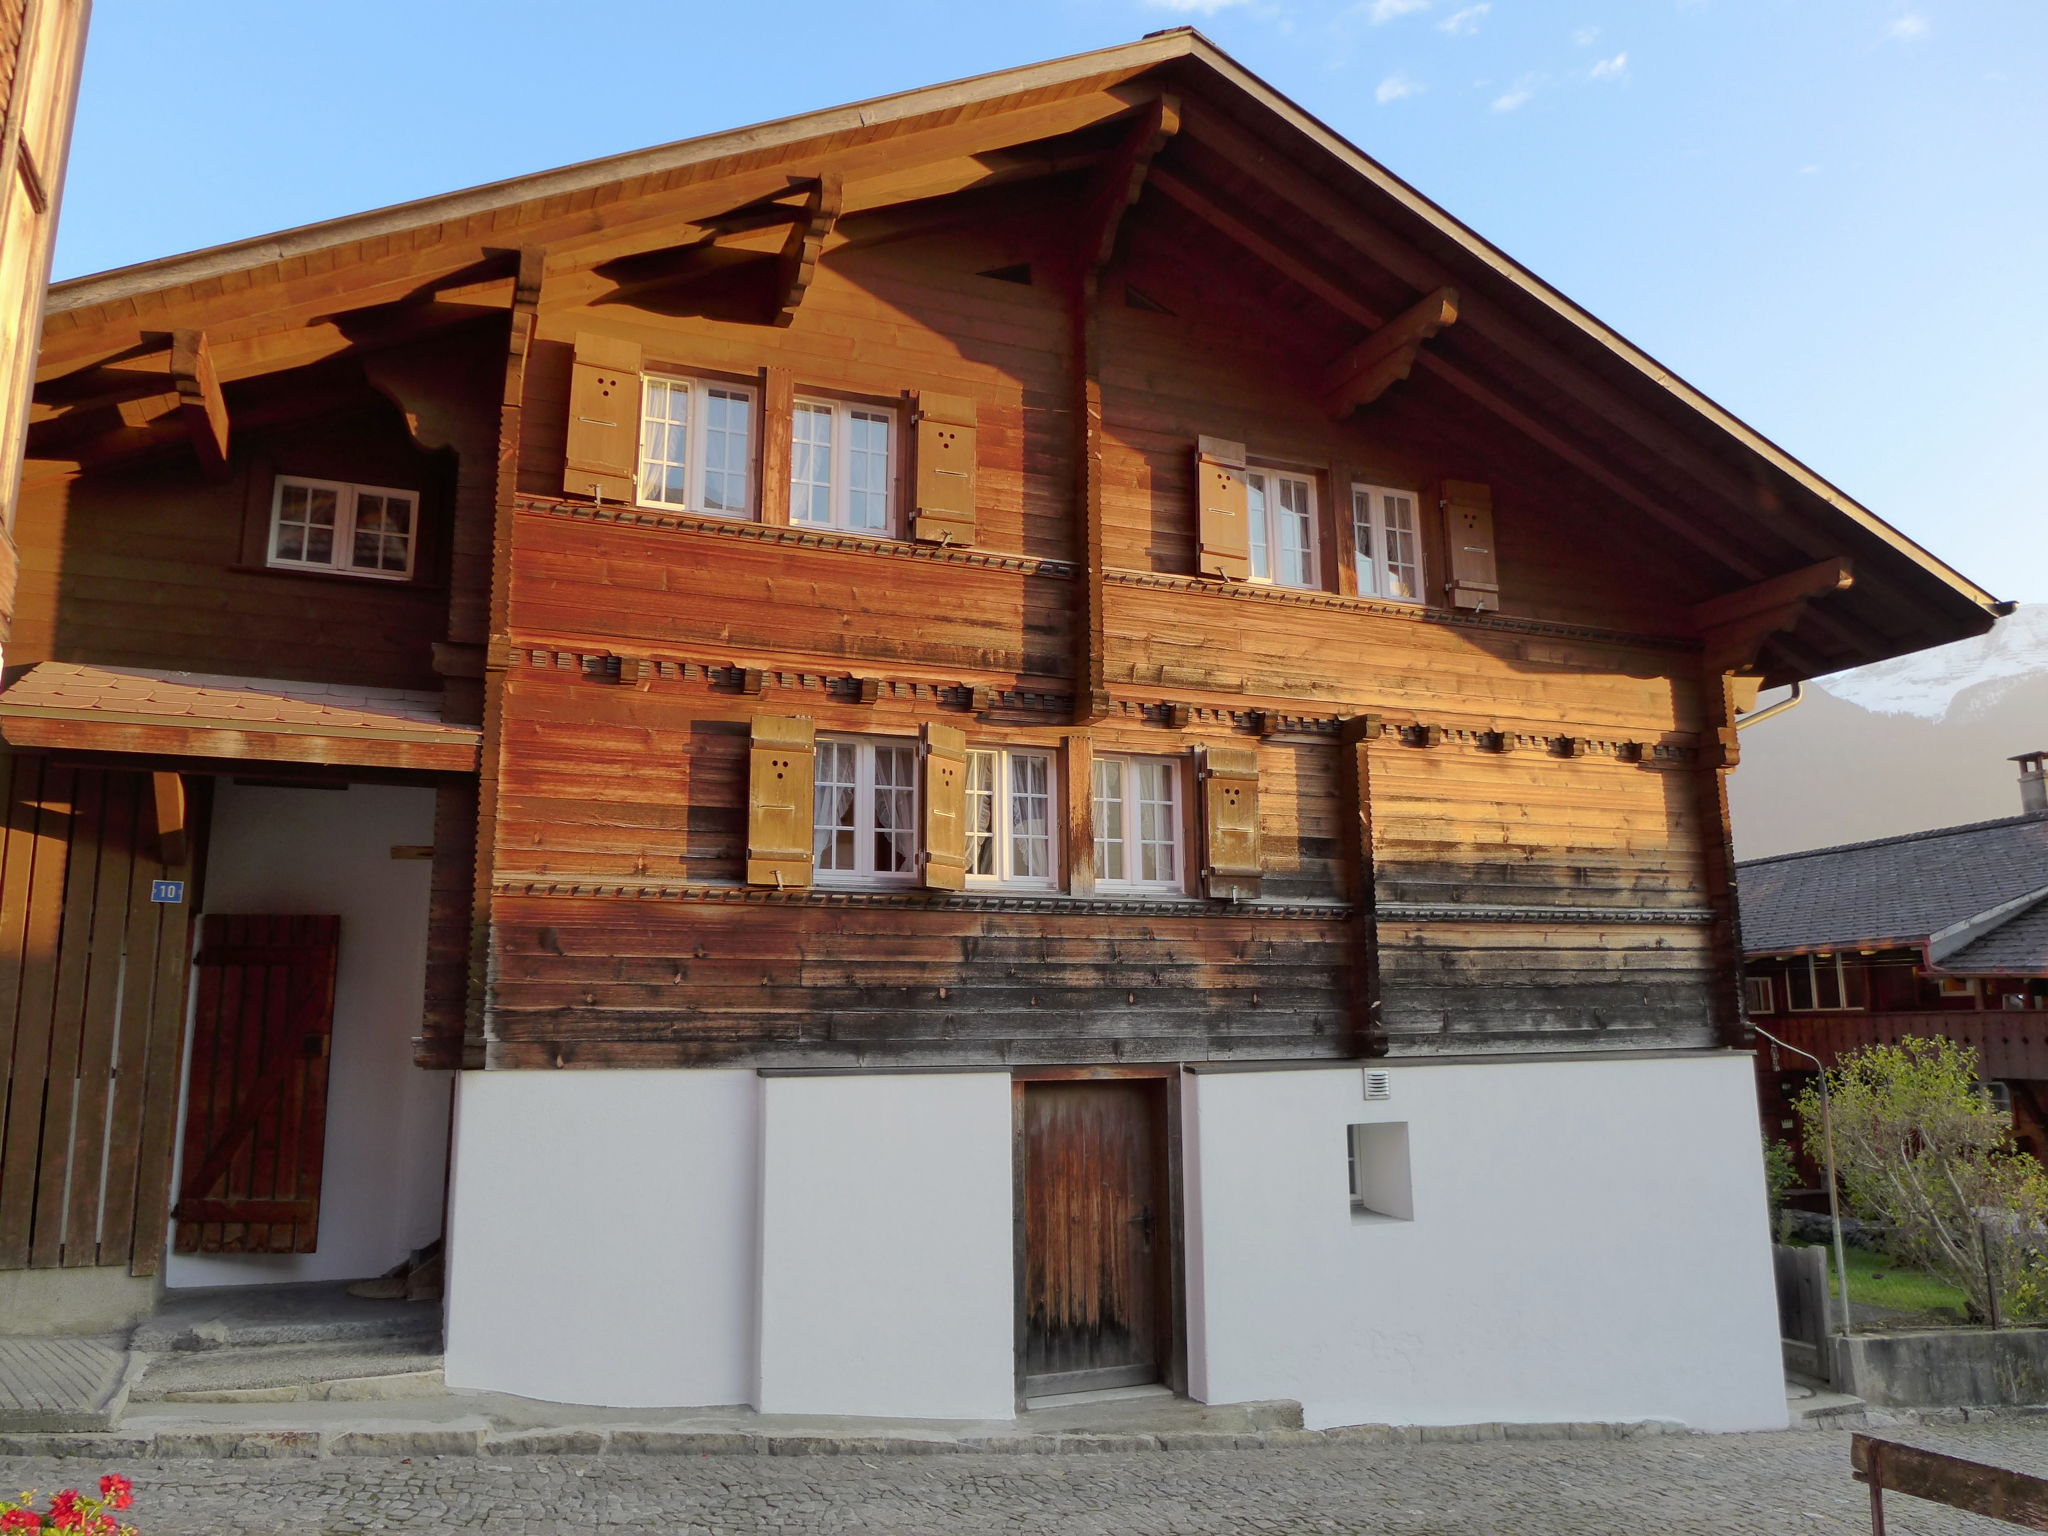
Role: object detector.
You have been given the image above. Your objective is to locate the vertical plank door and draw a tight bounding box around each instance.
[172,915,339,1254]
[1022,1080,1169,1395]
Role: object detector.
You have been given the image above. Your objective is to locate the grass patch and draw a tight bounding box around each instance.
[1819,1244,1969,1315]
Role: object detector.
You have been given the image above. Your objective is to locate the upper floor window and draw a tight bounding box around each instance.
[792,399,896,534]
[814,735,918,885]
[1786,954,1864,1012]
[639,375,755,516]
[1352,483,1423,602]
[1246,468,1318,590]
[1744,975,1775,1015]
[1092,754,1182,894]
[966,747,1057,889]
[267,476,417,581]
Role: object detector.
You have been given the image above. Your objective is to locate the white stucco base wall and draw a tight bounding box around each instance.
[756,1073,1015,1420]
[1183,1054,1787,1433]
[443,1069,760,1408]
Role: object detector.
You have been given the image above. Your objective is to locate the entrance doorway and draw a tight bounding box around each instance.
[1019,1078,1174,1396]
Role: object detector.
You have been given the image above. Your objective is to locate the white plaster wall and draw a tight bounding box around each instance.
[757,1073,1016,1420]
[167,782,448,1288]
[1184,1054,1787,1432]
[443,1069,759,1408]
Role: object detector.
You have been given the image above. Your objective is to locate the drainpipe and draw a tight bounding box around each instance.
[1753,1025,1855,1343]
[1735,681,1804,732]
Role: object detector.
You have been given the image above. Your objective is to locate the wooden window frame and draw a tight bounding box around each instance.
[965,746,1060,892]
[1786,954,1864,1013]
[1351,482,1425,603]
[1091,753,1186,896]
[636,373,759,519]
[1243,464,1322,591]
[789,394,901,537]
[812,733,921,888]
[264,474,419,582]
[1744,975,1775,1015]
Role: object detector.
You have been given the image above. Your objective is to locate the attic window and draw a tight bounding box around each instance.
[267,476,417,581]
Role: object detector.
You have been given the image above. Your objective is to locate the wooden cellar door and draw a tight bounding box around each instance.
[1022,1080,1171,1395]
[172,915,340,1254]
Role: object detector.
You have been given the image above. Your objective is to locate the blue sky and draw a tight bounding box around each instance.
[52,1,2048,603]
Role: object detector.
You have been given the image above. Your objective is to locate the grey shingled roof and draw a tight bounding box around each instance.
[1736,812,2048,955]
[1941,897,2048,975]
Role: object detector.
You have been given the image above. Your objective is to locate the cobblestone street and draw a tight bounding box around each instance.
[11,1424,2048,1535]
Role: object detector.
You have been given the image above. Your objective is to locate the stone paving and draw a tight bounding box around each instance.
[9,1422,2048,1535]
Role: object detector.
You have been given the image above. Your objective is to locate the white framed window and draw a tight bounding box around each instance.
[267,476,418,580]
[791,398,896,534]
[638,375,756,516]
[1352,483,1423,602]
[1347,1122,1414,1222]
[1980,1081,2014,1120]
[1092,755,1182,893]
[1245,467,1319,589]
[1744,975,1775,1015]
[1785,954,1862,1012]
[813,736,919,885]
[965,748,1057,889]
[1939,977,1980,999]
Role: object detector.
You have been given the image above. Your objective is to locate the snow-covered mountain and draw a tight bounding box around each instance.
[1729,604,2048,861]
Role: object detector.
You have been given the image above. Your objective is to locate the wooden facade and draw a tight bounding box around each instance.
[0,33,2006,1280]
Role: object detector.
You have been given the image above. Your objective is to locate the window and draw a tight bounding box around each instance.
[1351,483,1423,602]
[1744,975,1775,1015]
[1245,468,1318,589]
[638,375,755,516]
[813,736,918,885]
[1785,954,1864,1012]
[791,399,895,534]
[965,748,1057,888]
[1092,755,1182,893]
[1347,1122,1414,1222]
[267,477,418,580]
[1980,1081,2015,1121]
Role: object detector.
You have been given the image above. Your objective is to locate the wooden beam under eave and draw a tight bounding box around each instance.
[1072,94,1180,276]
[151,772,188,867]
[772,173,842,327]
[1694,557,1855,674]
[171,330,229,478]
[1322,287,1458,418]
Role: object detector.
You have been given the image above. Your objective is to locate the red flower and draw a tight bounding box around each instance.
[92,1517,118,1536]
[49,1489,83,1529]
[96,1476,132,1513]
[0,1510,41,1533]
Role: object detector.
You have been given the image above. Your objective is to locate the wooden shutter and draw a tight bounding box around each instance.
[921,722,969,891]
[1196,436,1250,581]
[746,715,816,888]
[173,915,340,1255]
[563,332,643,502]
[1200,746,1262,900]
[911,392,977,545]
[1441,479,1499,610]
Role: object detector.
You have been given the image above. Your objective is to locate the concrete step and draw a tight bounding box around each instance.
[129,1340,444,1404]
[130,1281,441,1353]
[0,1335,141,1433]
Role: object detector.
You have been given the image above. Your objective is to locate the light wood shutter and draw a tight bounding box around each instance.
[1200,745,1262,900]
[921,721,969,891]
[910,392,977,545]
[563,332,643,502]
[1196,436,1250,581]
[1441,479,1499,611]
[746,715,816,888]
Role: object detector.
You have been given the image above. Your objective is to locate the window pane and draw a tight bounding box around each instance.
[846,410,892,531]
[791,403,834,527]
[1246,473,1271,582]
[304,523,334,564]
[349,493,414,574]
[1787,963,1815,1012]
[701,388,752,514]
[1352,486,1378,595]
[1816,958,1844,1011]
[872,744,917,874]
[640,380,690,507]
[814,741,858,872]
[1092,758,1125,884]
[1134,760,1178,884]
[1276,476,1314,587]
[1382,493,1419,600]
[1009,753,1052,881]
[966,750,997,876]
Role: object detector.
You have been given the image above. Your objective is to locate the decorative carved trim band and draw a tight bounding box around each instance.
[525,498,1077,579]
[1378,903,1718,926]
[493,880,1355,920]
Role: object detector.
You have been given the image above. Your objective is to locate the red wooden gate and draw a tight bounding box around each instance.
[173,914,339,1254]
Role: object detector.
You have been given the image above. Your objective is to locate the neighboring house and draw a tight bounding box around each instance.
[1743,754,2048,1169]
[0,0,90,663]
[0,32,2008,1431]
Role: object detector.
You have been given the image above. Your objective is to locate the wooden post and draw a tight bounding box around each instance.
[1339,715,1385,1057]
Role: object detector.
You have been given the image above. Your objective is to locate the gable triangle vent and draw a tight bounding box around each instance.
[977,263,1033,286]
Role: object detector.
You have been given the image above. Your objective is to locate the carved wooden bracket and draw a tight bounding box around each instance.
[1693,556,1854,675]
[1072,94,1180,277]
[773,173,842,327]
[1323,287,1459,419]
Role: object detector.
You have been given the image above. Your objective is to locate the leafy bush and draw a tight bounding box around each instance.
[1794,1037,2048,1325]
[1762,1135,1799,1241]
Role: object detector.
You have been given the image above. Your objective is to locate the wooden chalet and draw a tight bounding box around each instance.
[0,31,2008,1428]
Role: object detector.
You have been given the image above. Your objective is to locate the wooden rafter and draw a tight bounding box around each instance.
[1322,286,1457,418]
[772,173,842,326]
[1072,94,1180,275]
[1693,557,1855,675]
[170,330,229,478]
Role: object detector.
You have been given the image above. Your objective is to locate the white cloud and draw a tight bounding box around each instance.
[1572,25,1601,45]
[1883,13,1929,40]
[1589,51,1628,79]
[1376,72,1426,102]
[1142,0,1252,14]
[1438,3,1489,34]
[1799,164,1822,175]
[1367,0,1430,22]
[1491,80,1536,111]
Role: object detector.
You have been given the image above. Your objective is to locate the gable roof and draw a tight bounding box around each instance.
[1737,812,2048,962]
[35,30,2005,679]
